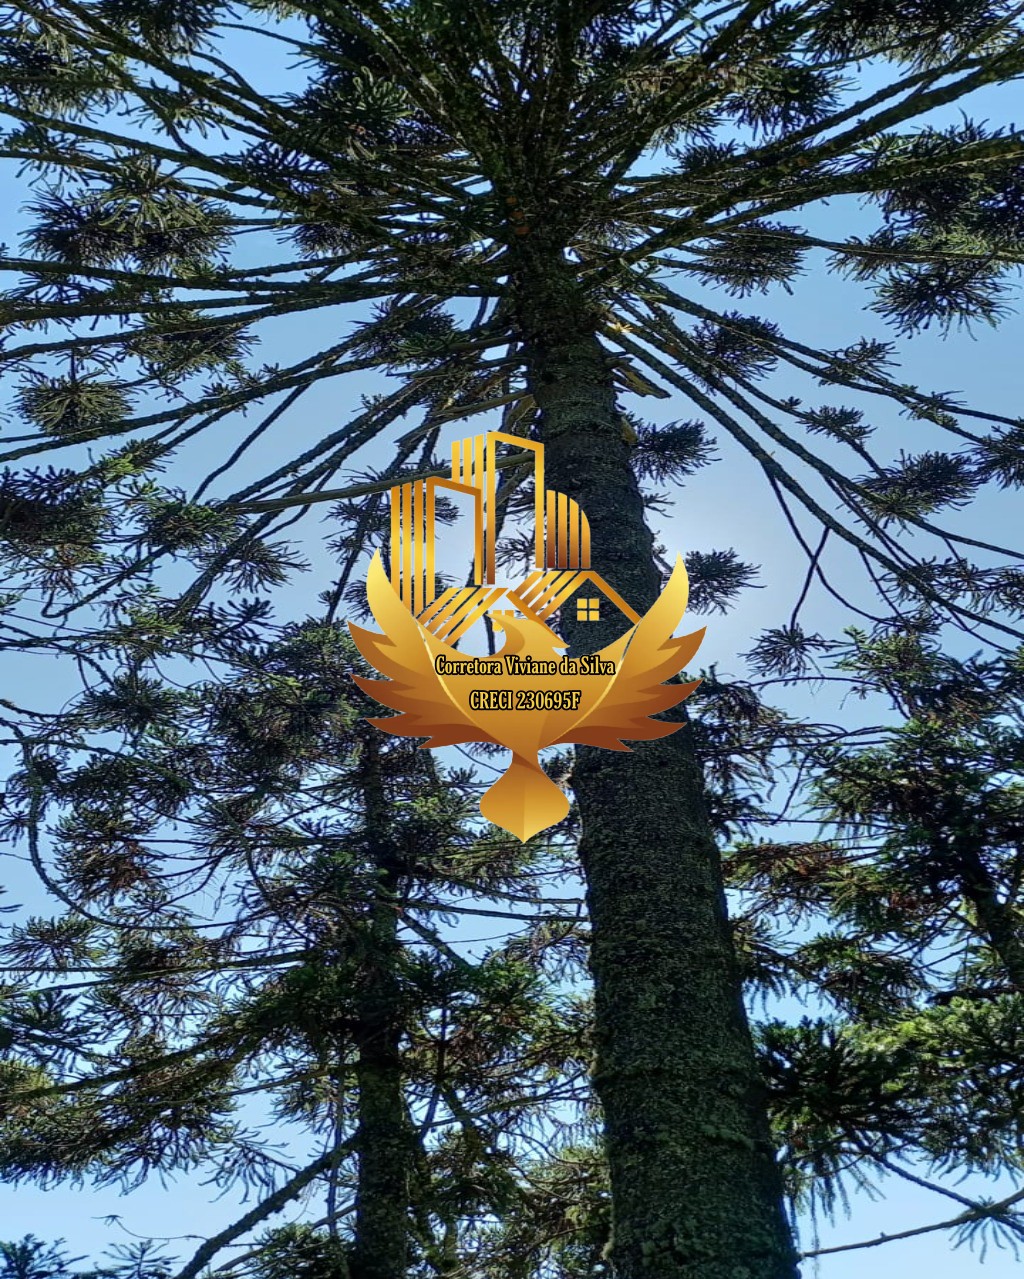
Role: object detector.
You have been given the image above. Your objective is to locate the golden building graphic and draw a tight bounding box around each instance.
[355,427,704,839]
[388,430,639,644]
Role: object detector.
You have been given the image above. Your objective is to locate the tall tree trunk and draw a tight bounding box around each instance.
[513,243,798,1279]
[350,730,412,1279]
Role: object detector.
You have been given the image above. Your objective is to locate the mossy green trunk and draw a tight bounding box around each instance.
[514,246,798,1279]
[351,732,411,1279]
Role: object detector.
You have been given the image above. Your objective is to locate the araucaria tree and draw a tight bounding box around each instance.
[2,0,1024,1276]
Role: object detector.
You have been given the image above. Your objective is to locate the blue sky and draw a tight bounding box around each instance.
[1,14,1024,1275]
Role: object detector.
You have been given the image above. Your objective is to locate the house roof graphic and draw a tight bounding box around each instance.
[506,568,640,627]
[414,569,639,645]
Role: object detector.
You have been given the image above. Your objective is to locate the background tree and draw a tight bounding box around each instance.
[0,1237,173,1279]
[729,633,1024,1257]
[3,0,1024,1275]
[0,620,593,1279]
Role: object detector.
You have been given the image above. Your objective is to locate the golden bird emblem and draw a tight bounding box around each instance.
[349,553,704,841]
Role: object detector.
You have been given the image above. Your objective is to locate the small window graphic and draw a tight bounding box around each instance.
[576,597,600,622]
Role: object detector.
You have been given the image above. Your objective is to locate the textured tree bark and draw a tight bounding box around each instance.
[350,731,412,1279]
[513,243,799,1279]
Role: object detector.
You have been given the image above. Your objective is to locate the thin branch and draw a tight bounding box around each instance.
[172,1138,357,1279]
[801,1187,1024,1257]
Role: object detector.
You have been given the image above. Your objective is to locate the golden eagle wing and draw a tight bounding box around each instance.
[556,556,704,751]
[348,553,498,749]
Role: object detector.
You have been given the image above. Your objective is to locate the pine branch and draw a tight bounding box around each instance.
[172,1138,358,1279]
